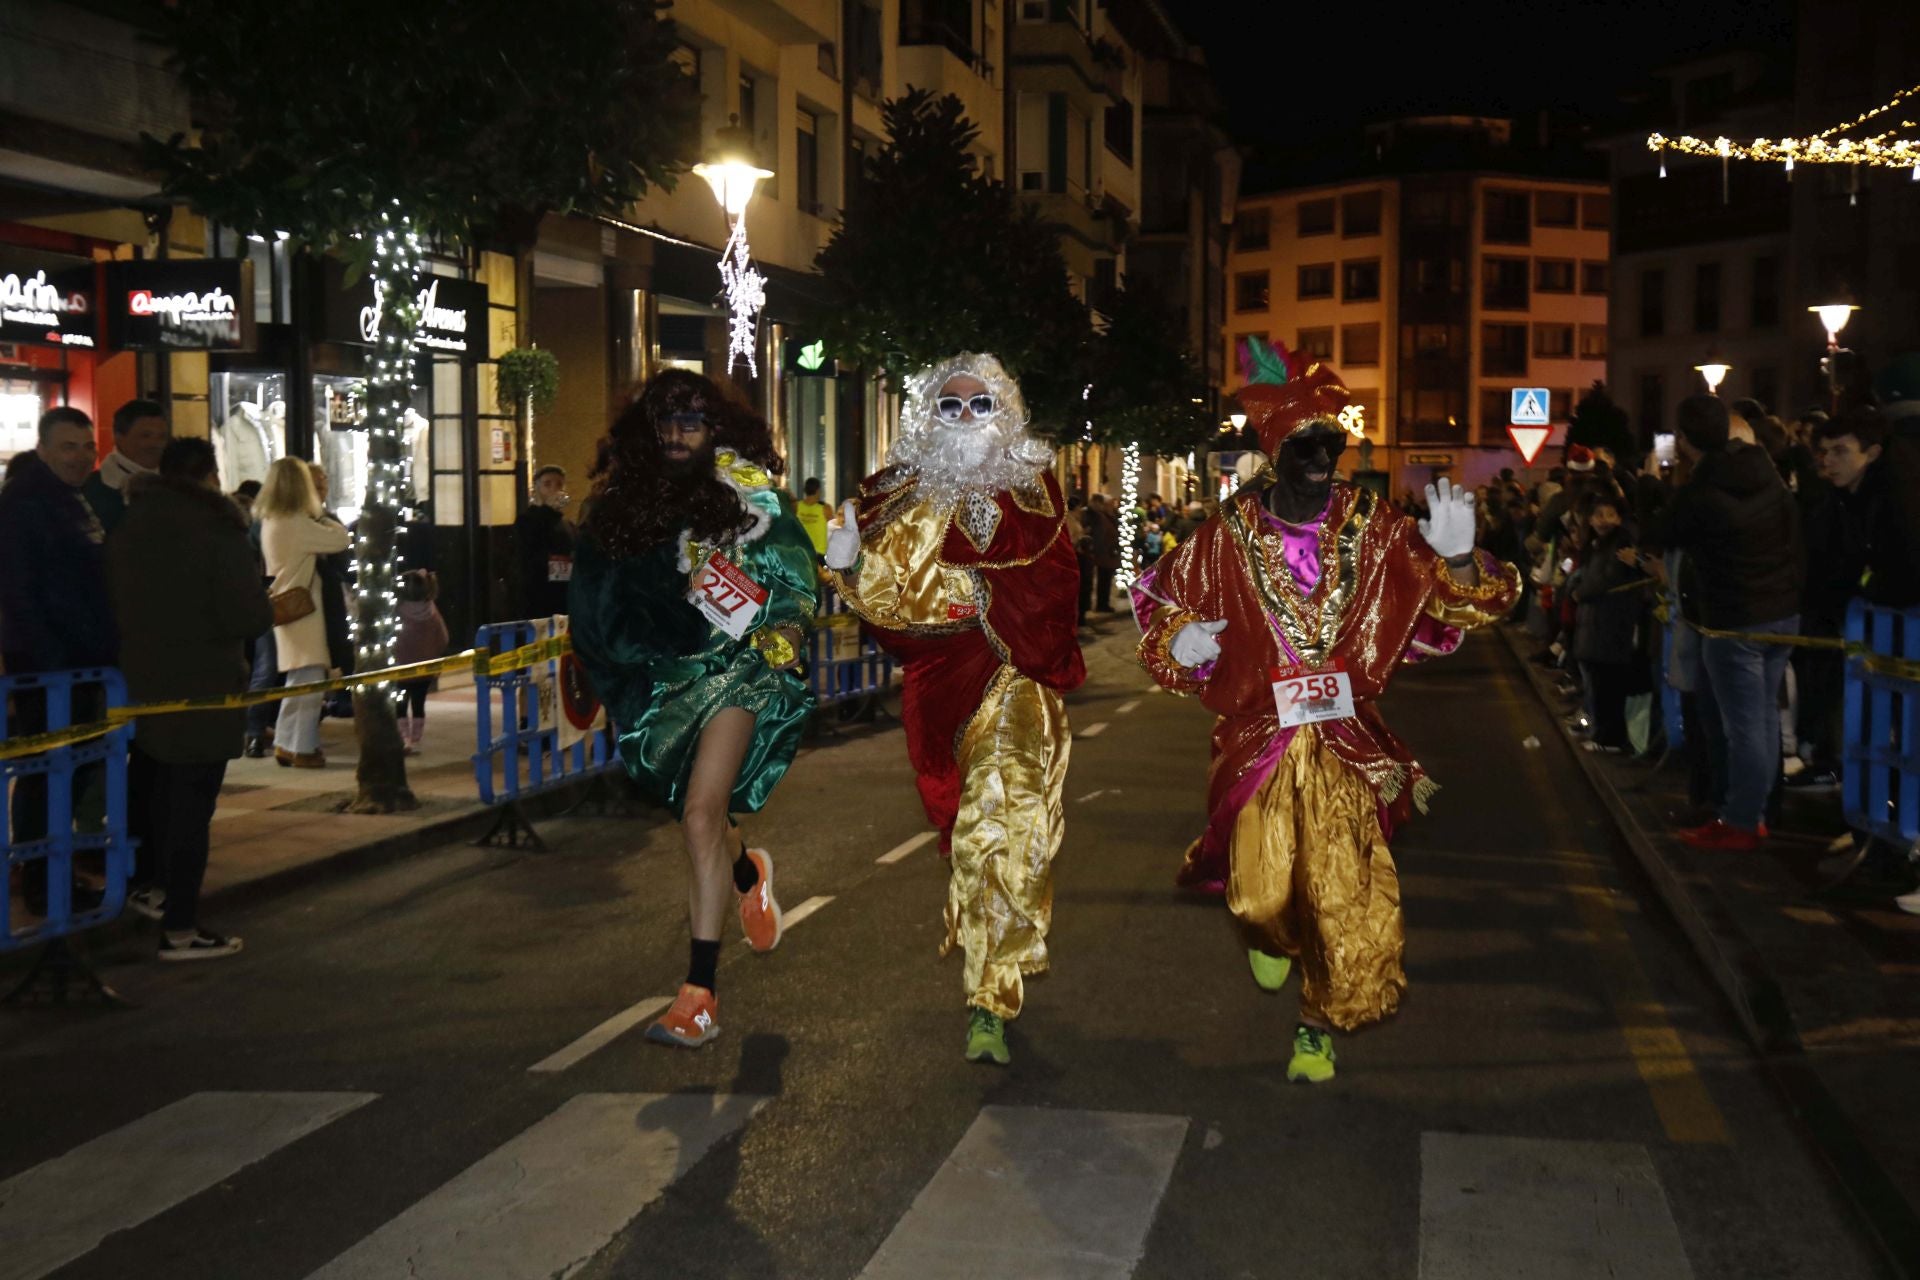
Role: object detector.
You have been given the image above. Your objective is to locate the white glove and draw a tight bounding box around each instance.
[825,500,862,570]
[1418,477,1476,560]
[1170,618,1228,668]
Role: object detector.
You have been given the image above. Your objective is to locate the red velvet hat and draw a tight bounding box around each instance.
[1236,337,1357,455]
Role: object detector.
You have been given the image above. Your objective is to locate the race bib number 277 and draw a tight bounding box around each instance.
[688,552,769,640]
[1271,660,1355,728]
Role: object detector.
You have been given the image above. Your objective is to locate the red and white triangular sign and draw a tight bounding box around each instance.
[1507,425,1551,466]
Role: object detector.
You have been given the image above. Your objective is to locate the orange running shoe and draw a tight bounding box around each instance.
[737,848,784,953]
[645,983,719,1048]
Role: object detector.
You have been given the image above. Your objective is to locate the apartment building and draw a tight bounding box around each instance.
[1224,118,1609,496]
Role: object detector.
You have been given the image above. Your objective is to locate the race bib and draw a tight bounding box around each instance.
[547,554,573,583]
[1271,660,1355,728]
[688,552,769,640]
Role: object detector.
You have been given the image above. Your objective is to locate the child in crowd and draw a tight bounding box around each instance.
[394,569,450,755]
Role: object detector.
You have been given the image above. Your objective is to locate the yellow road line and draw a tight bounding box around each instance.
[1496,678,1731,1146]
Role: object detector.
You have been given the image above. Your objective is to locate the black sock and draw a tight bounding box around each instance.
[731,844,758,893]
[687,938,721,993]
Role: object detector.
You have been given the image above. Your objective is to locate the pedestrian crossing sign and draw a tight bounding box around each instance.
[1510,387,1550,426]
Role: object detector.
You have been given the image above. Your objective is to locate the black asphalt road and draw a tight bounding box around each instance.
[0,619,1891,1279]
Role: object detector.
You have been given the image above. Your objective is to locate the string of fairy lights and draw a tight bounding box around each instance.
[1648,82,1920,178]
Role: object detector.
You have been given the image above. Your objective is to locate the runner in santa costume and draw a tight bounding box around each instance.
[824,353,1084,1066]
[1133,338,1519,1082]
[569,370,818,1049]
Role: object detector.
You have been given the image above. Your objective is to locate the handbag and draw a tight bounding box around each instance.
[270,566,316,627]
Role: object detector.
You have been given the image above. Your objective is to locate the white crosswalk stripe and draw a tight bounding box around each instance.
[878,832,937,864]
[1418,1132,1694,1279]
[0,1091,375,1280]
[1078,721,1109,738]
[305,1092,767,1280]
[859,1106,1189,1279]
[527,996,673,1073]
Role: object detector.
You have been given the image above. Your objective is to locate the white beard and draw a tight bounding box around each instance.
[891,415,1049,511]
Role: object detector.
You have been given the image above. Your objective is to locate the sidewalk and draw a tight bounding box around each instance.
[1500,626,1920,1274]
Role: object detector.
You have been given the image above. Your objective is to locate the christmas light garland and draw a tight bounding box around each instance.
[1648,82,1920,171]
[1115,440,1141,589]
[719,213,766,377]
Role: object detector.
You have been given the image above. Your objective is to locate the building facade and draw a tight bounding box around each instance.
[1223,119,1609,497]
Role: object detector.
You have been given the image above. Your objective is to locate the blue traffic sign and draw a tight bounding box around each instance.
[1510,387,1550,426]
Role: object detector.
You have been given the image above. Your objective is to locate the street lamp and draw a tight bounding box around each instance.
[1810,300,1860,413]
[1229,412,1247,431]
[1694,361,1731,394]
[692,115,773,377]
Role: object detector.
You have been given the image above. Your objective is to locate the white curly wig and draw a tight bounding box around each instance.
[889,352,1052,510]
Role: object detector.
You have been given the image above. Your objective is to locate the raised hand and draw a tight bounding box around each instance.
[1418,478,1476,560]
[825,499,862,570]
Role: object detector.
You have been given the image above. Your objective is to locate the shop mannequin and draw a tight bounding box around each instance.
[217,402,274,489]
[404,408,431,502]
[264,400,288,460]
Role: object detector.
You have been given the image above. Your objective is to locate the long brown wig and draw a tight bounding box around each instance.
[583,369,786,558]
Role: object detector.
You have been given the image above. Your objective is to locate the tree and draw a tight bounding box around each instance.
[145,0,699,812]
[1567,381,1635,463]
[1085,285,1214,458]
[813,90,1091,438]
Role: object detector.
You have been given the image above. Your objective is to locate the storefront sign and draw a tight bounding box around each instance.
[321,263,488,361]
[105,260,255,351]
[0,267,95,348]
[1406,453,1456,467]
[783,337,836,376]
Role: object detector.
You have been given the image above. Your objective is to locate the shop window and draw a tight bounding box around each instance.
[1341,190,1382,237]
[1694,261,1721,333]
[1533,323,1574,359]
[1296,326,1334,360]
[1341,322,1381,366]
[1483,189,1530,245]
[1297,263,1333,300]
[1581,260,1609,295]
[1234,207,1270,252]
[1535,191,1577,227]
[1639,267,1665,337]
[1535,259,1575,294]
[1234,270,1269,313]
[1482,323,1529,376]
[1341,259,1380,302]
[1481,257,1529,311]
[1298,198,1335,237]
[1579,324,1608,358]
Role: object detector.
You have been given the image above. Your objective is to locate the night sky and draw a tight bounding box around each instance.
[1178,0,1796,148]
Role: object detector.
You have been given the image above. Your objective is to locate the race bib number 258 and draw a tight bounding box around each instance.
[688,552,769,640]
[1271,660,1355,728]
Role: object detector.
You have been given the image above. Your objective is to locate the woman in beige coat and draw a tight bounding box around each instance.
[257,458,350,766]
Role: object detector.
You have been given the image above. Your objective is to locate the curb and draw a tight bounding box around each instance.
[1496,627,1920,1278]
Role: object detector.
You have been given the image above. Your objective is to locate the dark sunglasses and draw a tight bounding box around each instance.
[934,394,997,422]
[659,411,708,435]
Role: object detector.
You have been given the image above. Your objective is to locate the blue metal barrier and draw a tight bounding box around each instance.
[808,584,896,708]
[1842,600,1920,846]
[470,619,619,809]
[2,668,134,954]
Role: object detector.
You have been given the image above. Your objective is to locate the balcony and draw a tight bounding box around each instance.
[710,0,836,44]
[1009,20,1121,105]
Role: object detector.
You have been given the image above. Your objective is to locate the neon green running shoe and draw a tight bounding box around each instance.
[1286,1024,1337,1084]
[1248,948,1292,992]
[965,1006,1010,1066]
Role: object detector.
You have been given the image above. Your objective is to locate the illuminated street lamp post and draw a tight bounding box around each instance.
[692,115,773,377]
[1694,361,1731,395]
[1809,301,1860,413]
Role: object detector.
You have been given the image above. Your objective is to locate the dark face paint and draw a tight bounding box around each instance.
[1268,425,1345,522]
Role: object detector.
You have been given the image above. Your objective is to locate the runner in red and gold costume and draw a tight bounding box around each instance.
[1133,338,1519,1083]
[825,353,1084,1067]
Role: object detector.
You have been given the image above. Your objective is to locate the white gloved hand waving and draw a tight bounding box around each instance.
[825,500,862,571]
[1418,477,1476,560]
[1170,618,1228,668]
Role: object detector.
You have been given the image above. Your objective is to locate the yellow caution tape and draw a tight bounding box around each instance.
[1683,620,1920,681]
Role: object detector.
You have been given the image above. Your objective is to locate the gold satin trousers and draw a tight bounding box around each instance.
[1229,728,1407,1031]
[942,665,1071,1019]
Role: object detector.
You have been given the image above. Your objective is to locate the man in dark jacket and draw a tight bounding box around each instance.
[1086,493,1122,613]
[1647,394,1803,851]
[108,438,271,959]
[81,398,169,535]
[515,465,577,619]
[0,408,119,913]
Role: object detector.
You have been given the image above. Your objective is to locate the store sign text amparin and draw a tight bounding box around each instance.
[105,260,255,351]
[0,270,94,347]
[128,286,236,324]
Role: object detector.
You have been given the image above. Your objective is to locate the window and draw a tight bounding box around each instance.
[1298,198,1335,236]
[1297,263,1333,300]
[1535,191,1577,227]
[1410,256,1464,296]
[1234,208,1270,252]
[1342,259,1380,302]
[795,108,821,214]
[1296,326,1334,360]
[1409,186,1466,226]
[1234,270,1270,313]
[1346,389,1379,437]
[1342,190,1382,237]
[1694,261,1721,333]
[1581,260,1609,295]
[1483,189,1530,245]
[739,73,757,136]
[1751,255,1781,328]
[1639,268,1665,337]
[1579,324,1608,359]
[1550,389,1574,423]
[1478,388,1509,433]
[1401,323,1462,358]
[1533,323,1574,358]
[900,0,976,59]
[1482,323,1529,376]
[1482,256,1529,310]
[1638,372,1665,436]
[1536,259,1575,293]
[1103,97,1134,165]
[1399,389,1467,440]
[1581,193,1611,229]
[1342,322,1381,366]
[1750,365,1779,413]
